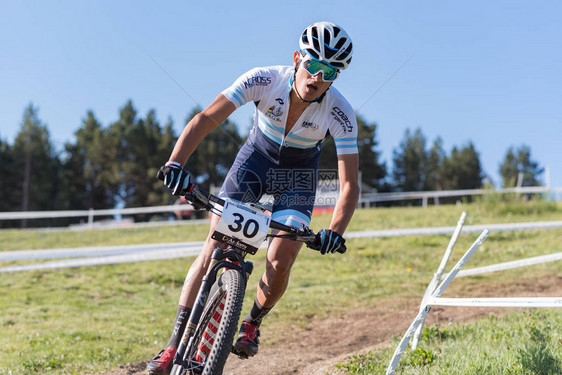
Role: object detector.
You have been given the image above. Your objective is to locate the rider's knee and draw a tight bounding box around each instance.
[265,256,294,276]
[198,236,226,262]
[188,236,223,275]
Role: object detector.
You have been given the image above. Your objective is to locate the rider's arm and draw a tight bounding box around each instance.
[168,66,274,165]
[168,94,236,165]
[328,153,360,235]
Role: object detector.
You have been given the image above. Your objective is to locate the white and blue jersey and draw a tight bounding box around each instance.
[222,65,358,165]
[219,65,358,228]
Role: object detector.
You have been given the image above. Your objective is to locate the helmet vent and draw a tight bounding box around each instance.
[334,38,346,51]
[308,49,320,60]
[333,26,341,38]
[311,27,321,52]
[301,29,308,44]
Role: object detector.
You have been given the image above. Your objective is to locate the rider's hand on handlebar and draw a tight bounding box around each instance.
[314,229,346,254]
[157,161,191,196]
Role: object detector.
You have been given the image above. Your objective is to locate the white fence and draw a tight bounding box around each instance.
[0,186,560,227]
[0,204,193,223]
[385,212,562,375]
[2,219,562,275]
[359,186,562,207]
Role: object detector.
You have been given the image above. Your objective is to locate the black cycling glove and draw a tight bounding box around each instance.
[315,229,346,254]
[157,161,191,196]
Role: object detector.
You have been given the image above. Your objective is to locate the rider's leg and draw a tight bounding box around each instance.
[162,214,225,348]
[244,235,303,325]
[178,214,224,307]
[259,235,303,307]
[234,235,302,358]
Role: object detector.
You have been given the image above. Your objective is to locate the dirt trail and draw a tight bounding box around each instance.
[108,275,561,375]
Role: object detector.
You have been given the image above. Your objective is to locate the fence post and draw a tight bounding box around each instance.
[411,212,466,349]
[88,208,94,229]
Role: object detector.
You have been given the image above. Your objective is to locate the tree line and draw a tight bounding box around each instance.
[0,102,544,227]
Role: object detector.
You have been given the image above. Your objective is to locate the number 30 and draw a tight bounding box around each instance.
[228,213,259,238]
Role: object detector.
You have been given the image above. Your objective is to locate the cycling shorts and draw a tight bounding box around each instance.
[218,143,319,228]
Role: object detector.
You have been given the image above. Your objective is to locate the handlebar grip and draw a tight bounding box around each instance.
[306,241,321,251]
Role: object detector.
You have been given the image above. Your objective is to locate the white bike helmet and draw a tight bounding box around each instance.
[299,21,353,70]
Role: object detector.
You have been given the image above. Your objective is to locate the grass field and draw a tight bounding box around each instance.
[1,198,561,374]
[338,310,562,374]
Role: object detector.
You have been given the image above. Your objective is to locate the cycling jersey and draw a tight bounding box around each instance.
[219,65,358,227]
[221,65,358,166]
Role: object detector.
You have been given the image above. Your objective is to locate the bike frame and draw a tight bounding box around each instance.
[170,183,343,372]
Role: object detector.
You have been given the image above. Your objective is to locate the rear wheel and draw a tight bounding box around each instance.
[183,269,246,375]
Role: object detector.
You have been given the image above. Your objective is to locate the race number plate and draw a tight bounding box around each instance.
[212,201,271,254]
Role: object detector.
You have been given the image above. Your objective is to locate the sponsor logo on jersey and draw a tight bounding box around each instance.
[243,76,272,89]
[266,105,283,121]
[265,98,284,121]
[301,120,318,131]
[330,106,353,133]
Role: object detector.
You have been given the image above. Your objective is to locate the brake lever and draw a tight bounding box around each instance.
[184,191,207,211]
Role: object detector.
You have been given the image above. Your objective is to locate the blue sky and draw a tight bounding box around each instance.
[1,1,560,189]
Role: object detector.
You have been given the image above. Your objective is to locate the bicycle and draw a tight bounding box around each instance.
[168,181,346,375]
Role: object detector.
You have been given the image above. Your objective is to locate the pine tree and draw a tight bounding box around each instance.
[319,114,387,191]
[105,100,138,208]
[441,142,484,190]
[499,145,543,187]
[59,110,112,211]
[392,128,427,191]
[0,139,16,213]
[11,104,60,227]
[426,137,446,191]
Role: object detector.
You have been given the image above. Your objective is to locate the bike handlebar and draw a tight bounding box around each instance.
[183,183,346,254]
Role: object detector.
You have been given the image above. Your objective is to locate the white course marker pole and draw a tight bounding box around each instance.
[454,252,562,278]
[429,297,562,308]
[411,212,467,349]
[385,230,489,375]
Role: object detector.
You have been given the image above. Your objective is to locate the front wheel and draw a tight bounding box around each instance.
[182,269,246,375]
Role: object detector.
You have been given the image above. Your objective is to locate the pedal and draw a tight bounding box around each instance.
[231,346,249,360]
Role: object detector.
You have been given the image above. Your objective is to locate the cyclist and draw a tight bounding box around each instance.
[148,21,359,374]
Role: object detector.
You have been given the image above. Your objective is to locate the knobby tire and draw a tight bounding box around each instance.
[186,269,246,375]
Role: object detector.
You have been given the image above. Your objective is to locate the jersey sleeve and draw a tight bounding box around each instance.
[328,101,358,155]
[221,67,273,109]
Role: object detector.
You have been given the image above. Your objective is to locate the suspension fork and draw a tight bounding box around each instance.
[173,247,253,366]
